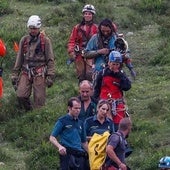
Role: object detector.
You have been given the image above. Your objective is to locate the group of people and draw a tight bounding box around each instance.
[49,96,132,170]
[9,3,168,170]
[67,4,136,84]
[11,4,133,170]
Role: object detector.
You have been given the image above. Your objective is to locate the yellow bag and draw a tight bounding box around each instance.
[88,131,110,170]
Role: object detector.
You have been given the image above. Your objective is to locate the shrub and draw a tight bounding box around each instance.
[0,0,13,16]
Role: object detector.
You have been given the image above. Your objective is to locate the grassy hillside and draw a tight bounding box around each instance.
[0,0,170,169]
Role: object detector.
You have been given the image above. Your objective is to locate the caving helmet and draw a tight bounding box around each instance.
[82,4,96,14]
[114,37,129,53]
[158,156,170,169]
[109,51,122,63]
[27,15,41,28]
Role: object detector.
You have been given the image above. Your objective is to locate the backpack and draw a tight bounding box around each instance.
[88,131,110,170]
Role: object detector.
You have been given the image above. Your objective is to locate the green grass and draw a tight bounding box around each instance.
[0,0,170,169]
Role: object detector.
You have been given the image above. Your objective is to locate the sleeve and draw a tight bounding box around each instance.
[67,25,78,54]
[84,34,99,59]
[50,120,63,137]
[107,134,120,148]
[44,37,55,77]
[115,70,131,91]
[93,71,103,100]
[12,36,26,78]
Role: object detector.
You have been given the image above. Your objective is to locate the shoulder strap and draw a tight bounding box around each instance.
[23,36,29,54]
[23,33,45,54]
[114,132,123,144]
[39,32,45,53]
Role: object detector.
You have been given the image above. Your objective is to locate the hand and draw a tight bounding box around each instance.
[119,162,127,170]
[11,76,18,91]
[46,76,54,88]
[58,146,67,155]
[69,52,76,61]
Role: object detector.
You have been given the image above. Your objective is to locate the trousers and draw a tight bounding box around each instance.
[17,73,46,110]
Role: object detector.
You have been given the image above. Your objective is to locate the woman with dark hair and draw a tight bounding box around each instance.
[67,4,98,82]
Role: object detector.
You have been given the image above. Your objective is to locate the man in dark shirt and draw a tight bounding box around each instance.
[78,80,97,121]
[49,97,88,170]
[105,117,132,170]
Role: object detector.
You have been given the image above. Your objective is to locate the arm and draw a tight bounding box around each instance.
[84,34,99,59]
[45,37,55,77]
[49,120,67,155]
[12,36,26,78]
[49,135,67,155]
[106,145,127,170]
[115,70,131,91]
[67,25,78,59]
[44,37,55,87]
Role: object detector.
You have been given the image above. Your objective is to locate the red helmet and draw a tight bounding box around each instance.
[0,39,6,57]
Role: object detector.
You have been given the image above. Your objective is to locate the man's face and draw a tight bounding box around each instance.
[69,101,81,118]
[100,25,112,38]
[29,27,40,36]
[83,11,93,22]
[79,84,92,101]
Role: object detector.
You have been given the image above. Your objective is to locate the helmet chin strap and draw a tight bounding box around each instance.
[29,32,40,44]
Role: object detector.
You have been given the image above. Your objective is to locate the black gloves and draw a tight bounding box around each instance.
[46,75,55,88]
[11,76,18,91]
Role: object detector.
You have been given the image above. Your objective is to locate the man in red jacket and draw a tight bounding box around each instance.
[67,4,98,83]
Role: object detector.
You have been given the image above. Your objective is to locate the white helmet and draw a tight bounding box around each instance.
[27,15,41,28]
[82,4,96,14]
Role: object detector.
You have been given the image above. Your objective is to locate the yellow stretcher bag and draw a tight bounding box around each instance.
[88,131,110,170]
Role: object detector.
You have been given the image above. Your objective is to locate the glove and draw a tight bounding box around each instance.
[130,69,136,80]
[0,67,3,77]
[46,75,54,88]
[11,76,18,91]
[66,58,75,65]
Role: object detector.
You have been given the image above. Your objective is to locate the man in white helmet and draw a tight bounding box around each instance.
[67,4,98,83]
[11,15,55,111]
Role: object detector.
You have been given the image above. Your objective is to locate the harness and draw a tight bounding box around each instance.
[22,32,46,79]
[22,64,46,79]
[23,32,45,55]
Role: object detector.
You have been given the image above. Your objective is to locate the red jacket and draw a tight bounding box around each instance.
[67,23,98,56]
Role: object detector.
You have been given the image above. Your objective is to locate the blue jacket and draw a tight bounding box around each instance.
[85,34,117,72]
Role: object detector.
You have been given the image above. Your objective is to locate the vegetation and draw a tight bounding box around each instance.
[0,0,170,169]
